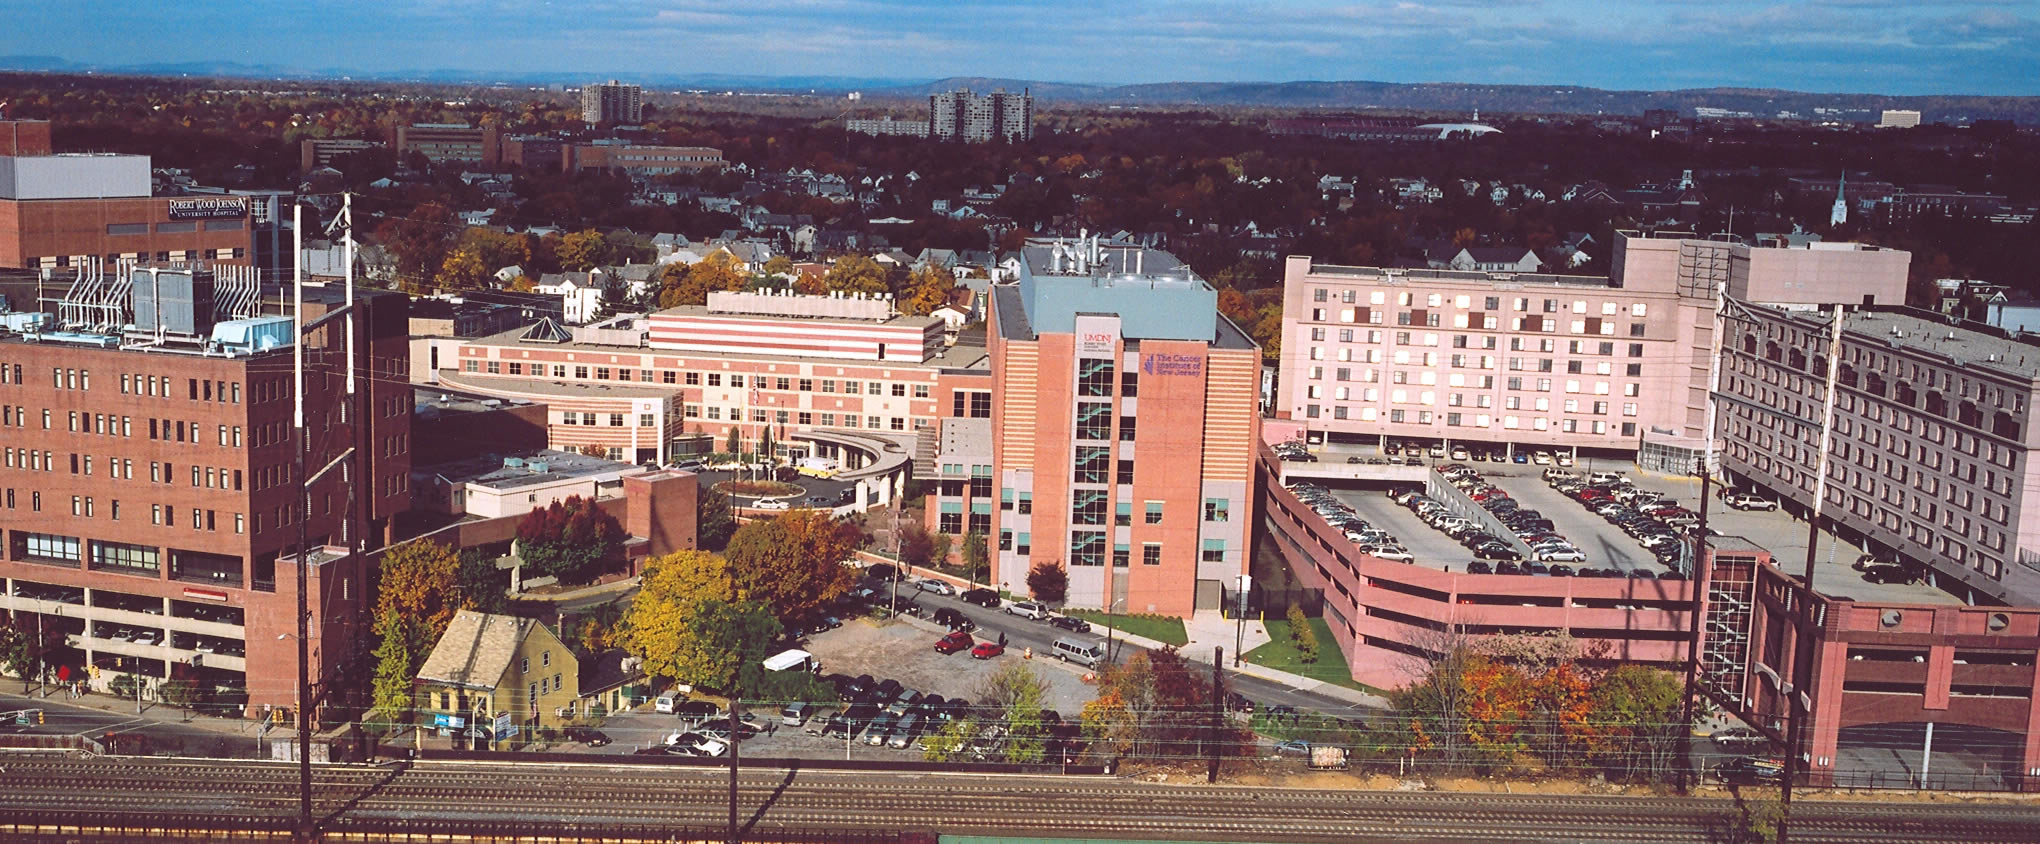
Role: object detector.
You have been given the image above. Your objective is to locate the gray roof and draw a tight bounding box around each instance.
[1841,309,2040,380]
[423,447,640,490]
[417,610,546,690]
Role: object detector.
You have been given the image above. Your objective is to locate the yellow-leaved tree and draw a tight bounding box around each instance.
[623,550,735,683]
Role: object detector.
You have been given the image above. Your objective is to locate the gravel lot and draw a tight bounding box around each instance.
[802,614,1103,717]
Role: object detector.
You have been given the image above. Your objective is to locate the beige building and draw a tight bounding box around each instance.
[1276,232,1909,467]
[416,610,579,747]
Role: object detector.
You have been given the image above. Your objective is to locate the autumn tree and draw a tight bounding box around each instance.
[899,265,957,316]
[374,539,468,642]
[1027,560,1068,604]
[556,229,608,271]
[455,548,507,615]
[653,598,780,694]
[375,202,458,293]
[438,246,489,291]
[659,252,747,307]
[623,550,735,681]
[722,509,861,622]
[514,495,625,583]
[1088,647,1218,759]
[761,255,794,277]
[823,254,889,297]
[976,661,1050,763]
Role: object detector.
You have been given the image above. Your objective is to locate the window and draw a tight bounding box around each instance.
[1076,401,1112,440]
[1073,446,1110,484]
[1201,539,1226,564]
[1078,358,1115,397]
[1145,501,1163,524]
[1143,543,1162,566]
[1204,498,1229,522]
[1116,458,1134,485]
[17,531,81,563]
[91,540,159,575]
[1016,492,1032,514]
[1072,490,1108,525]
[1069,531,1106,567]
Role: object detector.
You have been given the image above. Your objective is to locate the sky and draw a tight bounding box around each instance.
[4,0,2037,96]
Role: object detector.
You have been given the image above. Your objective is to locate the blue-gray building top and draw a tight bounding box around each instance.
[1012,238,1217,343]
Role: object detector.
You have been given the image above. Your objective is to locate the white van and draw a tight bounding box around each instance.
[655,692,679,714]
[1052,637,1107,667]
[1588,471,1624,486]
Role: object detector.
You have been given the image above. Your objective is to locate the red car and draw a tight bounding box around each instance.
[970,641,1006,660]
[935,630,973,654]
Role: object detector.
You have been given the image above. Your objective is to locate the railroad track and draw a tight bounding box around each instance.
[0,753,2029,843]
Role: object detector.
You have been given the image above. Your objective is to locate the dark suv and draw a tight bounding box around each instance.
[960,588,1002,608]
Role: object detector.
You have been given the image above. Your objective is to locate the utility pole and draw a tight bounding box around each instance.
[1779,305,1846,844]
[1677,457,1713,794]
[727,672,740,844]
[291,199,314,844]
[1234,574,1250,667]
[1207,646,1224,784]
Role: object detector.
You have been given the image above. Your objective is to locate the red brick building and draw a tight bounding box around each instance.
[0,120,254,270]
[0,282,410,720]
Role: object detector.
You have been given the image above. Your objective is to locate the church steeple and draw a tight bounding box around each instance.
[1830,173,1848,227]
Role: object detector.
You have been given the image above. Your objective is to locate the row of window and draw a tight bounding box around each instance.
[467,357,933,398]
[0,491,245,535]
[1311,287,1651,317]
[680,406,920,432]
[35,248,247,269]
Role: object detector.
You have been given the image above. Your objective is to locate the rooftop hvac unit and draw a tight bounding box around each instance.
[131,267,217,338]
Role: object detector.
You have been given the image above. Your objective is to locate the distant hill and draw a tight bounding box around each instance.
[0,56,2032,124]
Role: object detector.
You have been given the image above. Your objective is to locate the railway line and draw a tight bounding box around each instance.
[0,753,2031,842]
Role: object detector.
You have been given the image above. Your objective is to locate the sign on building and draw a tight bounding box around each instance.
[166,197,249,220]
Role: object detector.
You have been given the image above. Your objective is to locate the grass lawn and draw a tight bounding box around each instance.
[1244,617,1385,695]
[1062,609,1190,647]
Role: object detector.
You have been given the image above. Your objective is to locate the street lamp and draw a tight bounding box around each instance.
[1234,573,1251,668]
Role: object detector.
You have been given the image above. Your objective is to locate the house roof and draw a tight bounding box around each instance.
[417,610,547,690]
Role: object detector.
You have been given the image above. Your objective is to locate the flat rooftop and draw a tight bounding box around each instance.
[1303,262,1619,290]
[1844,309,2040,379]
[423,448,640,491]
[413,385,536,416]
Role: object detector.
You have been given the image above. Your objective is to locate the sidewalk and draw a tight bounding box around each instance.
[0,685,258,738]
[1092,613,1390,709]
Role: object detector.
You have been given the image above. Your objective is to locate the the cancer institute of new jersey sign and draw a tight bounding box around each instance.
[1142,353,1203,377]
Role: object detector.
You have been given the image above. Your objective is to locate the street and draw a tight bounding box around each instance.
[0,690,261,758]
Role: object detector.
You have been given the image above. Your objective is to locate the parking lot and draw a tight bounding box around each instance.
[577,614,1102,757]
[1327,488,1474,570]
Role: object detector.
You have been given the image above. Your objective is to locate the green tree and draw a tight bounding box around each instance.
[455,548,507,615]
[158,663,203,710]
[677,599,782,693]
[369,609,418,730]
[922,716,978,762]
[1590,664,1687,781]
[1027,560,1068,604]
[722,510,861,622]
[823,254,889,297]
[595,271,629,319]
[977,662,1050,763]
[557,229,608,271]
[724,426,742,457]
[960,531,990,585]
[697,485,736,550]
[761,255,794,277]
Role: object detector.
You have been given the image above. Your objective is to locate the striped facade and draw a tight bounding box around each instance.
[647,310,942,362]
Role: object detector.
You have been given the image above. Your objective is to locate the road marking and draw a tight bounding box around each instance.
[71,718,146,738]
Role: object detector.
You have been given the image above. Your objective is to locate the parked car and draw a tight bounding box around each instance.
[1465,561,1493,575]
[932,607,977,631]
[1862,564,1913,584]
[935,630,974,654]
[1006,601,1053,621]
[915,579,957,596]
[970,641,1006,660]
[1713,727,1770,750]
[1724,493,1777,511]
[563,726,611,746]
[753,498,790,511]
[674,700,723,725]
[865,564,902,583]
[1273,739,1312,757]
[1050,615,1093,633]
[960,588,1002,608]
[1715,756,1784,784]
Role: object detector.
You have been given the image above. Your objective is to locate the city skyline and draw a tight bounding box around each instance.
[2,0,2036,97]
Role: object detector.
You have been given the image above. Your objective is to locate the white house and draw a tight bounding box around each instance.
[535,270,608,324]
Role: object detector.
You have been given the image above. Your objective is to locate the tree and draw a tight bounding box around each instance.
[697,485,736,550]
[623,550,738,683]
[514,495,625,583]
[1027,561,1068,604]
[977,662,1050,763]
[557,229,608,271]
[158,663,203,710]
[1590,665,1686,781]
[723,425,743,457]
[368,609,417,730]
[374,202,458,293]
[723,509,861,622]
[1286,604,1319,663]
[595,271,629,319]
[673,599,781,693]
[578,443,608,458]
[761,255,794,278]
[922,716,978,762]
[899,265,957,316]
[437,246,489,292]
[455,548,507,615]
[960,531,990,585]
[374,539,468,642]
[823,254,889,297]
[899,521,937,569]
